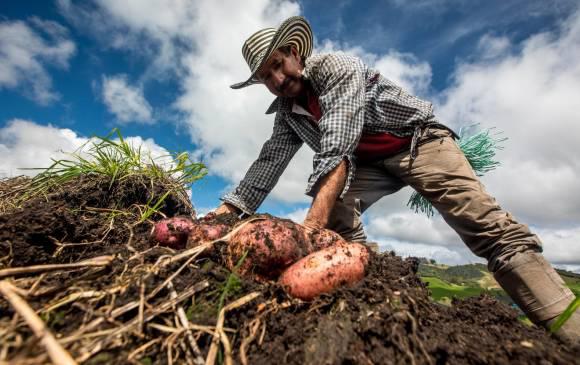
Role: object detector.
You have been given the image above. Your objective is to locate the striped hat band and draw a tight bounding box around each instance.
[231,16,313,89]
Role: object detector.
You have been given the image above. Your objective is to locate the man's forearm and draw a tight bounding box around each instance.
[304,160,348,229]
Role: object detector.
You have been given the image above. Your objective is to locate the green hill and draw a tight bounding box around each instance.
[418,262,580,304]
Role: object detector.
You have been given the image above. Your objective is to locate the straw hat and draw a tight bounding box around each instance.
[230,16,313,89]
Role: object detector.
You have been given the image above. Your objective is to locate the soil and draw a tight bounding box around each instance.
[0,174,578,364]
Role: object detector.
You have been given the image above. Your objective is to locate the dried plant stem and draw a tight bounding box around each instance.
[167,281,205,365]
[0,281,77,365]
[80,281,210,359]
[240,319,261,365]
[127,338,162,361]
[205,291,261,365]
[0,255,114,279]
[138,280,145,335]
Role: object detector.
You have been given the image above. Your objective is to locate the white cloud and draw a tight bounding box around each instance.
[102,75,154,124]
[476,34,511,60]
[58,0,201,77]
[0,119,172,178]
[0,18,75,104]
[283,207,309,223]
[0,119,87,177]
[436,10,580,227]
[366,212,460,248]
[534,226,580,265]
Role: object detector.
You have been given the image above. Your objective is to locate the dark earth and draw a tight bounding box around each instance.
[0,174,578,364]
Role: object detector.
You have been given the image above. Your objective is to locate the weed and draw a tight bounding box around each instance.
[550,296,580,333]
[217,251,248,314]
[14,129,206,216]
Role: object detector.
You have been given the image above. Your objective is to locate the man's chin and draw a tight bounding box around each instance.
[283,83,303,98]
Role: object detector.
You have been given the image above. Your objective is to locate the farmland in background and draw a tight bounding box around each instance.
[418,261,580,306]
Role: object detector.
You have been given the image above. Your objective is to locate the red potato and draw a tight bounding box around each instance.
[303,228,346,251]
[226,218,312,279]
[279,242,369,301]
[152,216,196,249]
[186,223,229,247]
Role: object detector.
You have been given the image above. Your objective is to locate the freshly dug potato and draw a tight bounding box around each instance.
[303,228,346,251]
[152,216,195,249]
[186,223,229,247]
[226,218,311,279]
[279,242,369,301]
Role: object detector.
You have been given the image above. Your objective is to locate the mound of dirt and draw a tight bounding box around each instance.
[0,174,577,364]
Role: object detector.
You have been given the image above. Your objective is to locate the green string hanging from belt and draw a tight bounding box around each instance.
[407,126,507,217]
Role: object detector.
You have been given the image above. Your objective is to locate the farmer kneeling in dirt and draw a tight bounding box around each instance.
[212,16,579,344]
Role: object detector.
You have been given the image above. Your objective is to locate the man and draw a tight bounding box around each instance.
[214,16,579,344]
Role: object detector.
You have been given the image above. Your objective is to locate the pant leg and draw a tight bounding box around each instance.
[382,128,540,271]
[382,128,575,324]
[327,161,406,242]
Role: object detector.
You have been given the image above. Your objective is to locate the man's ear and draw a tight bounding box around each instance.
[290,46,304,68]
[290,46,300,60]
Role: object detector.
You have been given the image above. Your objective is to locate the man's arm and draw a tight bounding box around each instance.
[302,54,366,203]
[214,202,242,216]
[303,159,347,230]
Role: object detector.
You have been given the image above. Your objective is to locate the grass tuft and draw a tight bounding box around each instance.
[217,251,248,315]
[12,128,206,217]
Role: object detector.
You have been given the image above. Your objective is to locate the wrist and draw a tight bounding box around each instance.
[216,203,242,215]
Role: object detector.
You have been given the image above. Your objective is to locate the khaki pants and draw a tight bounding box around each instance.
[328,127,575,323]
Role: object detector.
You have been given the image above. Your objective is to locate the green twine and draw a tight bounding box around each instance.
[407,125,507,217]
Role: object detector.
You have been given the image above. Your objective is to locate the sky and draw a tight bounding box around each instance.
[1,0,580,271]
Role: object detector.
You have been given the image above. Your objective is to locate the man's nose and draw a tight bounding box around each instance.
[272,71,285,89]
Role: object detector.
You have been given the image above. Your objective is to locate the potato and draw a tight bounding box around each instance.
[186,223,229,247]
[302,228,346,251]
[226,218,311,279]
[278,242,369,301]
[152,216,195,249]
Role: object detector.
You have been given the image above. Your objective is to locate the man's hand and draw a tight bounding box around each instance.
[303,159,348,232]
[214,203,242,216]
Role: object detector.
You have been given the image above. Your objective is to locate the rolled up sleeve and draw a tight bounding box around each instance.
[304,54,366,198]
[221,115,303,214]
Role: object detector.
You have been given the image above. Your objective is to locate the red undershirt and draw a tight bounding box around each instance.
[304,89,411,162]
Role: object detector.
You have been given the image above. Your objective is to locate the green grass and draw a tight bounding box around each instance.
[550,297,580,332]
[14,128,207,219]
[421,276,484,301]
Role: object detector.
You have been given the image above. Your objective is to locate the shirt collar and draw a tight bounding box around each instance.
[265,97,292,114]
[265,97,314,118]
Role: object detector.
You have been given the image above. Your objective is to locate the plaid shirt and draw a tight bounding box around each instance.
[222,53,444,214]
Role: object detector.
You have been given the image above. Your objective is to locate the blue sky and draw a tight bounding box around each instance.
[2,0,580,269]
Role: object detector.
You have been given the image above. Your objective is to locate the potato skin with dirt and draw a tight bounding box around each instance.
[186,223,229,247]
[226,218,311,279]
[279,242,369,300]
[226,218,351,280]
[152,216,195,249]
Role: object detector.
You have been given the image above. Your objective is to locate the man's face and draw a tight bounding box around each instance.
[256,47,305,98]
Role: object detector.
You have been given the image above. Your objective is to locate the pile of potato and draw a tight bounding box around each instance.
[153,216,369,300]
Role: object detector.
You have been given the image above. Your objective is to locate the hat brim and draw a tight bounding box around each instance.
[230,16,313,90]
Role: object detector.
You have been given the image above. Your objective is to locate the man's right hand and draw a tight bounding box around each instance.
[213,203,242,216]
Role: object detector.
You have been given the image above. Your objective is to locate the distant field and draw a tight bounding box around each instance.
[421,276,483,302]
[419,263,580,304]
[560,272,580,296]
